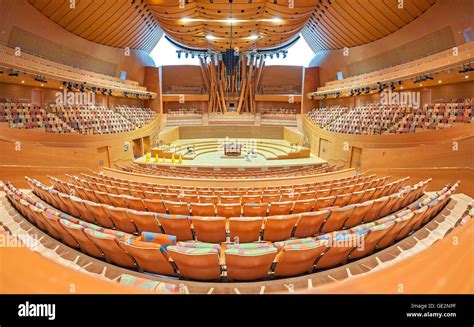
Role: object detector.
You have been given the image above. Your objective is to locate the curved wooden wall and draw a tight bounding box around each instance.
[303,116,474,195]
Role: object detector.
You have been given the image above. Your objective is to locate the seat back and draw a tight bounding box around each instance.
[273,240,327,277]
[156,215,194,241]
[262,215,300,242]
[167,246,221,280]
[192,217,226,243]
[84,228,136,267]
[243,203,268,217]
[190,203,216,217]
[228,217,263,243]
[225,247,277,281]
[216,203,241,218]
[293,209,330,238]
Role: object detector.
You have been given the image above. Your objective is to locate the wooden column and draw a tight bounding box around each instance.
[143,66,162,113]
[301,66,320,114]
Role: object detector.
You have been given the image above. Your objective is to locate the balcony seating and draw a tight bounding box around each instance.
[307,100,472,135]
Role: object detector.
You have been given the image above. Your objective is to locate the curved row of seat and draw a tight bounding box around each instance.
[53,175,400,217]
[49,175,407,222]
[82,171,373,194]
[121,163,341,179]
[73,173,387,199]
[27,177,428,243]
[3,180,457,281]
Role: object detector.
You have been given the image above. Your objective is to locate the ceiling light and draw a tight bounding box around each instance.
[270,17,282,23]
[438,80,442,83]
[248,35,259,40]
[206,35,217,40]
[465,75,469,79]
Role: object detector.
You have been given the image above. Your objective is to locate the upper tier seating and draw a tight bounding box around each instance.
[0,102,74,133]
[0,102,156,134]
[166,107,203,126]
[112,105,156,128]
[118,163,342,179]
[326,104,410,135]
[308,100,473,135]
[3,176,456,281]
[307,106,349,128]
[260,108,297,127]
[388,100,473,133]
[208,113,256,125]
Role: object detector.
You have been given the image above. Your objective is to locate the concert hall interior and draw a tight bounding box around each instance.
[0,0,473,297]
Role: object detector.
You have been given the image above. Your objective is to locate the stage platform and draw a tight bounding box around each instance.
[135,137,325,169]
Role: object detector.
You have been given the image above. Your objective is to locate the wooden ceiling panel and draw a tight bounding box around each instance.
[302,0,437,52]
[28,0,437,53]
[28,0,163,53]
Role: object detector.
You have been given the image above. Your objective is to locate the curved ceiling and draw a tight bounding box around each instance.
[27,0,163,53]
[302,0,437,52]
[146,0,316,51]
[28,0,437,53]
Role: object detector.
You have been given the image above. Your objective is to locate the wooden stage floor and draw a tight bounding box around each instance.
[135,138,326,168]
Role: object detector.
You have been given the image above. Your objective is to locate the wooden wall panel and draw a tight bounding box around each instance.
[346,27,455,77]
[301,66,320,114]
[309,0,474,86]
[8,26,117,76]
[179,126,284,139]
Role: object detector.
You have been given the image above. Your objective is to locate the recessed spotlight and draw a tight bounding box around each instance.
[438,80,442,83]
[21,80,25,84]
[248,35,259,40]
[271,17,282,23]
[206,35,216,40]
[419,83,423,87]
[465,75,469,79]
[400,86,404,90]
[41,83,44,87]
